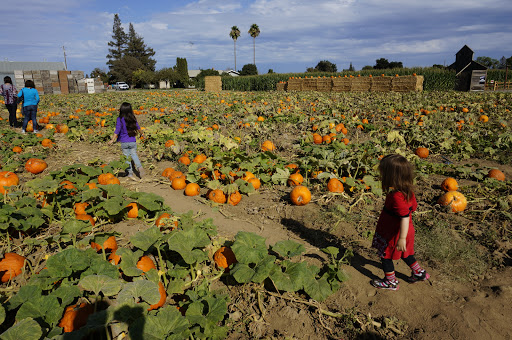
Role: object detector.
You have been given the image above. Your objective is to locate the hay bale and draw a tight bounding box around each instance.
[276,82,287,91]
[370,76,392,92]
[332,77,351,92]
[205,76,222,92]
[391,75,423,92]
[317,78,332,92]
[350,77,371,92]
[287,78,303,91]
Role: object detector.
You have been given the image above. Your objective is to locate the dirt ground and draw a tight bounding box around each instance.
[33,131,511,340]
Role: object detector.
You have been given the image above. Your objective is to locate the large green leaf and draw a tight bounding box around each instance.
[303,274,333,302]
[46,248,91,278]
[168,227,211,264]
[230,255,276,283]
[130,226,163,251]
[231,231,268,264]
[117,248,144,277]
[0,317,42,340]
[130,192,164,212]
[271,240,305,258]
[186,296,227,327]
[49,285,81,307]
[16,294,62,327]
[101,196,127,216]
[61,219,92,235]
[117,280,161,306]
[130,306,190,340]
[269,261,308,292]
[79,275,122,297]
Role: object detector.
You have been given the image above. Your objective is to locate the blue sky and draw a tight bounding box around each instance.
[2,0,512,75]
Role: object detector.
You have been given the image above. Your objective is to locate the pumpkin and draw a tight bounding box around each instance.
[90,236,117,252]
[261,140,276,152]
[248,177,261,190]
[171,177,187,190]
[184,182,200,196]
[155,213,178,229]
[227,191,242,206]
[441,178,458,192]
[192,154,207,164]
[164,140,175,147]
[60,180,77,192]
[98,173,115,185]
[84,182,98,190]
[213,247,237,271]
[108,251,121,265]
[41,139,54,147]
[148,281,167,311]
[58,302,94,333]
[178,155,191,165]
[327,178,344,193]
[415,147,429,159]
[287,173,304,186]
[290,186,311,206]
[12,146,22,153]
[25,158,48,174]
[55,124,69,134]
[104,176,120,185]
[76,214,95,226]
[0,171,19,195]
[137,256,156,272]
[127,202,138,218]
[242,171,255,181]
[0,253,26,283]
[169,171,184,181]
[73,202,89,215]
[488,169,505,181]
[312,133,323,144]
[161,167,175,178]
[437,191,467,212]
[478,115,489,122]
[208,189,226,204]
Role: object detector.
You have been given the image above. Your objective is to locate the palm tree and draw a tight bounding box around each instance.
[229,26,241,71]
[248,24,260,66]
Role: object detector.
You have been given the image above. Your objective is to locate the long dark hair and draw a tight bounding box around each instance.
[378,154,415,201]
[4,76,12,84]
[119,102,138,137]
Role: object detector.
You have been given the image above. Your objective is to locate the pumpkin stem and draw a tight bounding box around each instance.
[156,246,168,286]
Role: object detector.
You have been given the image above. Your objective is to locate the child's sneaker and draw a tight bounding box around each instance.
[406,270,430,283]
[371,278,399,290]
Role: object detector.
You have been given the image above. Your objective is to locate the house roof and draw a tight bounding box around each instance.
[188,70,201,78]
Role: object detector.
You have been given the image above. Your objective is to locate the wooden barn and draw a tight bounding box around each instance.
[448,45,488,91]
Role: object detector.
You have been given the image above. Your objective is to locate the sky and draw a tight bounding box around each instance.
[2,0,512,75]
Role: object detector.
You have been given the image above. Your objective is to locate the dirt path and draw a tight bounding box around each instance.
[119,167,512,340]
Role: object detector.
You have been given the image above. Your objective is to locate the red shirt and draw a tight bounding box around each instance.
[372,191,417,260]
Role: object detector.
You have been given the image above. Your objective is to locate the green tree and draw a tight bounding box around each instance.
[314,60,337,72]
[157,67,178,89]
[106,14,128,80]
[248,24,260,66]
[90,68,109,83]
[240,64,258,76]
[109,56,144,85]
[361,65,373,70]
[194,68,220,87]
[374,58,403,69]
[348,62,355,71]
[476,56,499,69]
[229,26,241,71]
[132,69,156,88]
[175,57,189,88]
[126,23,156,71]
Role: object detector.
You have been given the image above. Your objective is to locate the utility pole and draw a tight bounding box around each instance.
[62,46,67,70]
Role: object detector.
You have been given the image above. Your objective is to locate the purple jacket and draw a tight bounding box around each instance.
[114,117,140,143]
[0,84,17,105]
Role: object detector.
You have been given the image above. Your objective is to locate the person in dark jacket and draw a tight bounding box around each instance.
[0,76,18,127]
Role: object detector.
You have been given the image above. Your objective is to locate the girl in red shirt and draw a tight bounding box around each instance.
[371,154,430,290]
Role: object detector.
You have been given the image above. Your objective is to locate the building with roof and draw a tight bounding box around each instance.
[448,45,487,91]
[0,61,66,82]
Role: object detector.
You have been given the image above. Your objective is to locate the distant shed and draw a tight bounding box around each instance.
[448,45,487,91]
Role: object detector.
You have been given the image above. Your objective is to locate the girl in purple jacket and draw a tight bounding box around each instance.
[108,102,145,178]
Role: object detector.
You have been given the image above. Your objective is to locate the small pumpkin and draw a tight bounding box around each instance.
[73,202,89,215]
[290,186,311,206]
[437,191,467,212]
[76,214,95,226]
[327,178,344,193]
[0,253,26,283]
[155,213,178,229]
[137,256,156,272]
[127,202,138,218]
[184,182,200,196]
[98,173,115,185]
[441,178,458,192]
[248,177,261,190]
[12,146,22,153]
[227,191,242,206]
[41,139,54,147]
[25,158,48,174]
[415,147,429,159]
[487,169,505,181]
[108,251,121,265]
[148,281,167,311]
[312,133,323,144]
[178,155,191,165]
[58,302,94,333]
[164,140,175,147]
[287,173,304,186]
[171,177,187,190]
[91,236,118,252]
[55,124,69,134]
[161,167,175,178]
[208,189,226,204]
[213,246,237,271]
[261,140,276,152]
[0,171,19,195]
[192,154,207,164]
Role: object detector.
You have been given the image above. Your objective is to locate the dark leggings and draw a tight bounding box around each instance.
[382,255,416,273]
[5,104,17,127]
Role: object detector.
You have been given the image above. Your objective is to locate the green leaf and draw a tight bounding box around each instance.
[131,192,164,212]
[269,260,308,292]
[230,255,276,283]
[16,294,62,327]
[132,306,190,340]
[50,285,81,307]
[117,248,144,277]
[130,226,163,251]
[61,219,91,235]
[231,231,268,264]
[46,248,90,278]
[168,227,211,264]
[79,275,122,297]
[0,317,42,340]
[99,184,126,197]
[321,246,340,257]
[303,275,333,302]
[271,240,305,258]
[0,305,5,325]
[101,196,127,216]
[117,280,162,306]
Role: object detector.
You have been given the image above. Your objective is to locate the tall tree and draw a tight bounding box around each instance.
[125,23,157,71]
[248,24,260,66]
[229,26,240,71]
[106,14,127,74]
[175,57,189,88]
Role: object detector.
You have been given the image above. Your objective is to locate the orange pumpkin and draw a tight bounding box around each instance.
[0,171,19,195]
[178,155,191,165]
[192,154,207,164]
[137,256,156,272]
[0,253,25,283]
[165,140,175,147]
[261,140,276,152]
[155,213,178,229]
[415,147,429,159]
[487,169,505,181]
[208,189,226,204]
[12,146,22,153]
[227,191,242,206]
[290,186,311,206]
[327,178,344,193]
[213,247,237,270]
[437,191,467,212]
[73,202,89,215]
[90,236,118,252]
[108,251,121,265]
[55,124,69,134]
[441,178,458,192]
[148,281,167,311]
[58,302,94,333]
[76,214,95,226]
[25,158,48,174]
[312,133,323,144]
[171,177,187,190]
[287,173,304,186]
[161,167,175,178]
[41,139,54,148]
[98,173,115,185]
[478,115,489,122]
[127,203,138,218]
[248,177,261,190]
[184,182,200,196]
